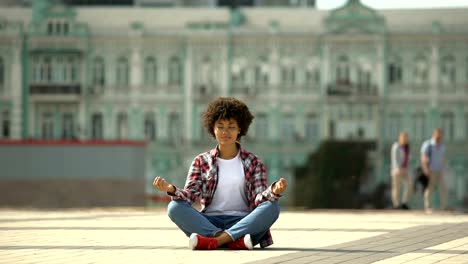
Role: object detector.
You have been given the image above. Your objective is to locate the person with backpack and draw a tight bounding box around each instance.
[390,132,412,209]
[420,128,447,213]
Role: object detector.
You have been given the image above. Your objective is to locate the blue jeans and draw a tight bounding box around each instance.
[167,200,280,246]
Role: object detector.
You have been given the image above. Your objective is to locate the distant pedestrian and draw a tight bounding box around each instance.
[420,128,447,213]
[390,132,412,209]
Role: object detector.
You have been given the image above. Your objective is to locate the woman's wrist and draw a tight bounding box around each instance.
[167,184,176,193]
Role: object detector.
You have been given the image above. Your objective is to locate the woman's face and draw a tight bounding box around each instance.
[213,118,240,146]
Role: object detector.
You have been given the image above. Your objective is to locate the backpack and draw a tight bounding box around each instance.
[414,143,432,193]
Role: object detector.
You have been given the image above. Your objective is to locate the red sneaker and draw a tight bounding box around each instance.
[189,233,218,250]
[227,234,253,250]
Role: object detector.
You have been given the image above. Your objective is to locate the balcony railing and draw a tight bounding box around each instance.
[327,81,378,97]
[30,83,81,95]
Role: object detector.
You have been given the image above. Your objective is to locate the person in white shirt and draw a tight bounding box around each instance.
[390,132,412,209]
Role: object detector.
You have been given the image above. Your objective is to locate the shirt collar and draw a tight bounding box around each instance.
[210,142,245,159]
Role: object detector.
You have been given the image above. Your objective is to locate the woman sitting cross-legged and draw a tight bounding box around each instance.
[153,97,287,250]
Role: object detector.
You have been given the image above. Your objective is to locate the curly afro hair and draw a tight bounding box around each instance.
[203,97,254,140]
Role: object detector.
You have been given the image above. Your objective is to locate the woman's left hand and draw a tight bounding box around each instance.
[272,178,288,195]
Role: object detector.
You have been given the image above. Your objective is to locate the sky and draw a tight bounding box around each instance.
[316,0,468,9]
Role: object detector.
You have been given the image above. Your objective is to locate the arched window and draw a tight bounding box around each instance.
[306,59,320,85]
[91,113,103,140]
[69,57,78,83]
[168,112,181,143]
[43,57,52,82]
[144,112,156,141]
[440,55,456,85]
[413,55,428,84]
[254,56,269,85]
[305,113,319,143]
[143,57,157,86]
[41,112,54,139]
[281,58,296,85]
[388,55,403,84]
[62,113,74,139]
[116,57,129,87]
[0,57,4,93]
[255,113,269,141]
[281,113,296,141]
[47,21,54,35]
[231,57,247,86]
[168,56,182,85]
[387,112,402,140]
[116,112,128,139]
[412,112,426,140]
[63,22,69,35]
[441,112,455,142]
[357,62,372,93]
[92,57,105,86]
[336,55,350,83]
[1,110,10,139]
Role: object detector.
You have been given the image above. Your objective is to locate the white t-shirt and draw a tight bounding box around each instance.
[204,152,250,216]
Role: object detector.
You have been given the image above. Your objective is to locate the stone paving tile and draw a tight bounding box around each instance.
[1,209,468,264]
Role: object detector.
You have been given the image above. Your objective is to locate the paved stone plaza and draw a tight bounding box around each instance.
[0,208,467,264]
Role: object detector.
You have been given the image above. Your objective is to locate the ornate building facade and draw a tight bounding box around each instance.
[0,0,467,207]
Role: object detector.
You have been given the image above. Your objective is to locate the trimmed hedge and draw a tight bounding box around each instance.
[294,140,376,209]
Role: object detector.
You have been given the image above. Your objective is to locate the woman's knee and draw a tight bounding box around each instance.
[167,200,188,219]
[263,201,280,220]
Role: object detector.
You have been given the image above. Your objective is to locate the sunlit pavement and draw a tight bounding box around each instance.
[0,208,467,264]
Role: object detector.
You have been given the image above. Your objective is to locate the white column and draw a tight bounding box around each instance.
[321,43,330,138]
[220,45,229,97]
[183,42,193,143]
[130,46,142,140]
[269,38,280,141]
[429,43,439,108]
[11,46,22,139]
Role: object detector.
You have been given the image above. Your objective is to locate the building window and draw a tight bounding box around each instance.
[91,113,103,140]
[441,112,455,142]
[305,113,319,143]
[281,59,296,85]
[62,113,75,139]
[255,113,269,141]
[231,58,247,87]
[412,113,426,141]
[281,113,295,141]
[63,22,69,35]
[92,57,105,86]
[144,57,157,86]
[69,57,78,82]
[116,112,128,139]
[465,113,468,140]
[336,55,350,83]
[387,113,402,141]
[116,57,129,87]
[440,55,456,85]
[254,56,269,85]
[168,56,182,85]
[47,22,54,35]
[306,59,320,85]
[168,112,181,144]
[42,57,52,82]
[1,110,10,139]
[41,112,54,140]
[357,66,371,93]
[200,56,214,86]
[388,56,403,84]
[0,57,4,94]
[144,112,156,141]
[413,55,428,84]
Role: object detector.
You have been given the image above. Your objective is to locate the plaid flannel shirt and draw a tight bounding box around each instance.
[168,143,282,248]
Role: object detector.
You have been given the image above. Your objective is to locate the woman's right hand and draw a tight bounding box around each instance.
[153,176,175,193]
